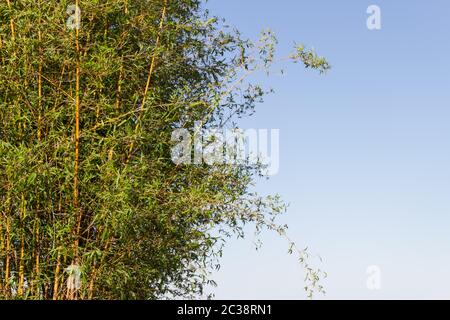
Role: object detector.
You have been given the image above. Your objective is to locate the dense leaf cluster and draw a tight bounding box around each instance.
[0,0,328,299]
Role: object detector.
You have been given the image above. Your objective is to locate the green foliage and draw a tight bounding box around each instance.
[0,0,329,299]
[292,44,331,74]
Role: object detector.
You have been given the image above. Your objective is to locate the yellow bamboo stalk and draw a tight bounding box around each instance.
[0,35,4,65]
[88,236,112,299]
[126,0,168,162]
[0,210,5,296]
[69,0,83,301]
[4,199,11,298]
[37,30,43,142]
[87,260,97,299]
[0,218,3,294]
[115,58,124,110]
[32,4,44,297]
[73,0,82,256]
[52,254,61,300]
[5,0,16,41]
[18,195,26,297]
[33,217,40,297]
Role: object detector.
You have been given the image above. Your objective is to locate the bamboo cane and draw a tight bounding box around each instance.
[72,0,82,256]
[18,195,26,297]
[126,0,168,162]
[52,254,61,300]
[5,0,15,41]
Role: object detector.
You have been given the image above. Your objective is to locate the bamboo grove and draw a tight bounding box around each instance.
[0,0,330,299]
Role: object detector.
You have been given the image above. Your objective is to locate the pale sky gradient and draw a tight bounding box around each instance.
[206,0,450,299]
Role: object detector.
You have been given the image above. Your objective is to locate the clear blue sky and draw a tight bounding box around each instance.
[205,0,450,299]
